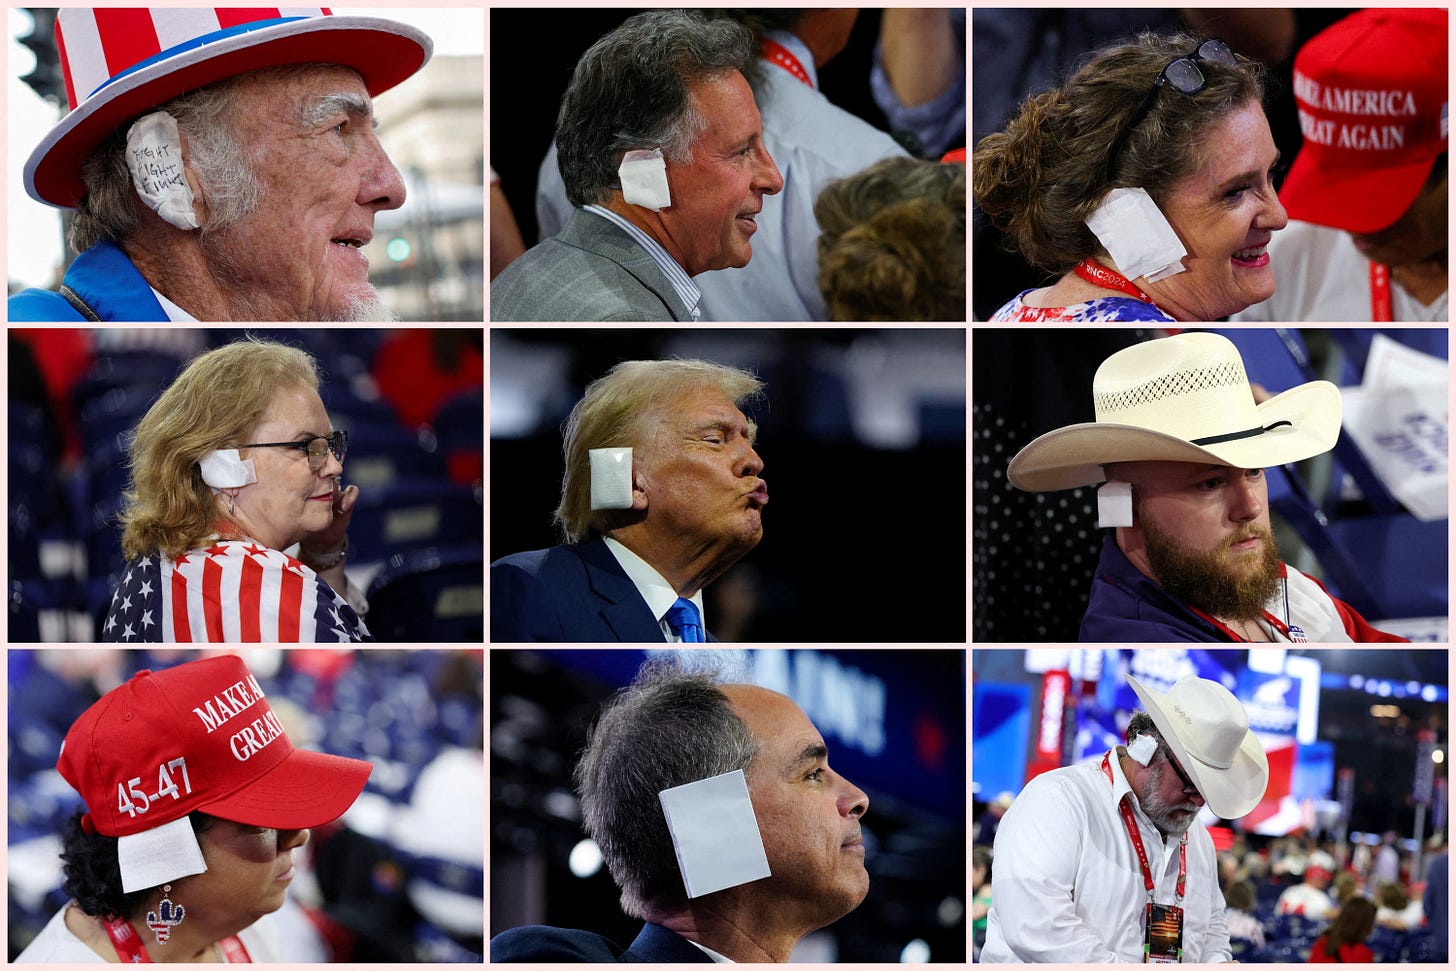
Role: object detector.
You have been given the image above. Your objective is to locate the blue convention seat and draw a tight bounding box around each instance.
[365,545,483,643]
[347,479,480,564]
[337,421,446,488]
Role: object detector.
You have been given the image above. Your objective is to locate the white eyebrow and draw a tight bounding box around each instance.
[300,92,376,129]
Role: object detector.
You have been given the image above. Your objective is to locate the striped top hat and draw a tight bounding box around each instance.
[26,7,433,209]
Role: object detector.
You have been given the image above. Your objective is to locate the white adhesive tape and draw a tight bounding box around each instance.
[1084,187,1186,283]
[619,148,671,211]
[127,111,199,231]
[590,447,634,510]
[199,449,257,490]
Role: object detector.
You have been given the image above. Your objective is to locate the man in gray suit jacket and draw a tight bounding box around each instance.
[490,11,782,321]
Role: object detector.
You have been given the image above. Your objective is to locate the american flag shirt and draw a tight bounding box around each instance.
[102,540,372,642]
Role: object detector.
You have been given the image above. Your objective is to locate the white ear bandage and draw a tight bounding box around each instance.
[589,447,634,510]
[1097,480,1133,528]
[659,769,771,898]
[1127,733,1158,766]
[199,449,257,491]
[619,148,671,211]
[1084,187,1186,283]
[126,111,199,231]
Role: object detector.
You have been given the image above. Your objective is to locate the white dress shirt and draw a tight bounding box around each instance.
[982,749,1232,963]
[603,536,706,642]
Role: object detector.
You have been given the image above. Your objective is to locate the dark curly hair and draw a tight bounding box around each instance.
[61,810,217,920]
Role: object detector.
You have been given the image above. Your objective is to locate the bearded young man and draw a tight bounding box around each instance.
[1006,332,1405,643]
[983,674,1269,962]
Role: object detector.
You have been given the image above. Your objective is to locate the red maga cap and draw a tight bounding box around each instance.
[1280,8,1448,233]
[58,654,371,839]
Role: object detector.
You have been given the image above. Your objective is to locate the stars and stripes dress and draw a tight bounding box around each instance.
[101,540,371,642]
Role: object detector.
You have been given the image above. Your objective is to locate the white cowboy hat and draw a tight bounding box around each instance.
[1127,673,1269,820]
[1008,332,1342,492]
[26,7,432,209]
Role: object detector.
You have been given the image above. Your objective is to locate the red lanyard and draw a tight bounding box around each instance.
[1369,262,1393,321]
[1102,751,1187,903]
[1074,259,1154,303]
[761,37,813,88]
[103,916,252,963]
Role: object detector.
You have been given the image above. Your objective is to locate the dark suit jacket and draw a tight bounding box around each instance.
[491,538,716,643]
[490,922,714,963]
[490,209,693,322]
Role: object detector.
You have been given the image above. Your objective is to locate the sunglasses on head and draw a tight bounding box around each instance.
[242,430,348,472]
[1105,38,1238,184]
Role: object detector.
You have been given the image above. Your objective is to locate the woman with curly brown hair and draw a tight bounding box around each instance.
[974,32,1286,322]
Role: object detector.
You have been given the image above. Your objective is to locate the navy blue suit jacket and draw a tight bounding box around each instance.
[491,537,716,643]
[490,922,713,963]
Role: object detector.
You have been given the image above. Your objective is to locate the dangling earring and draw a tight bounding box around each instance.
[146,884,186,944]
[226,491,237,515]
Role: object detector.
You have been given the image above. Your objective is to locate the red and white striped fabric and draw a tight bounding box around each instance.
[102,539,369,643]
[55,8,329,111]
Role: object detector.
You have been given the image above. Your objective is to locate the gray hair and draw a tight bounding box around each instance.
[555,359,765,544]
[555,10,756,207]
[574,657,759,918]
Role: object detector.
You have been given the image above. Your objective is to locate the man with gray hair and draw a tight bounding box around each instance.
[492,358,767,641]
[9,8,430,322]
[491,658,871,961]
[490,10,784,321]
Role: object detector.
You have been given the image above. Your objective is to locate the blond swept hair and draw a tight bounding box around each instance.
[119,338,319,559]
[555,359,764,543]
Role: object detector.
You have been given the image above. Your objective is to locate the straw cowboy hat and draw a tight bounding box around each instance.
[1126,673,1268,820]
[1008,332,1342,492]
[26,7,433,209]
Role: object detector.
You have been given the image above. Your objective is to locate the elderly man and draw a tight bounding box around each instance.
[1007,332,1406,642]
[533,9,909,321]
[492,359,766,642]
[9,8,429,322]
[985,674,1267,962]
[1233,9,1446,322]
[491,658,870,962]
[490,11,783,321]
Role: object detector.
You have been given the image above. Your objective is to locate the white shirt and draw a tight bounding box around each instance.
[1231,220,1448,322]
[14,902,281,962]
[1274,882,1335,918]
[982,750,1231,963]
[603,536,706,642]
[150,286,199,322]
[686,939,735,962]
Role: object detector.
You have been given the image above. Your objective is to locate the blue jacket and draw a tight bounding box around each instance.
[492,537,715,643]
[1080,535,1232,642]
[490,922,713,963]
[9,241,167,321]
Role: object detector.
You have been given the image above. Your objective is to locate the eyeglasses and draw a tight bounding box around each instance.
[1105,38,1238,183]
[241,430,347,472]
[1161,745,1200,795]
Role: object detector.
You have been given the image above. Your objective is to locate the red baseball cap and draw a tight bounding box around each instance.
[58,654,371,891]
[1279,8,1448,233]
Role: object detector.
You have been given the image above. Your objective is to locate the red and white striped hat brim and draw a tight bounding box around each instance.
[26,7,432,209]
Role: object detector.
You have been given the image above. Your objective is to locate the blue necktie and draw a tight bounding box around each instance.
[665,597,705,643]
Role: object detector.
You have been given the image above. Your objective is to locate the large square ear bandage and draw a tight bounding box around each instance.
[1126,733,1158,766]
[589,447,634,510]
[659,769,771,898]
[619,148,671,211]
[1084,187,1186,283]
[199,449,257,491]
[126,111,200,231]
[1097,480,1133,528]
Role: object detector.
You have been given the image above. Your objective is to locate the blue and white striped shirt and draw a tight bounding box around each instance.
[583,204,701,321]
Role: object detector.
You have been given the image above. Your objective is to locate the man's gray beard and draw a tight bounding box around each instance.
[199,230,398,322]
[1139,764,1200,836]
[1141,516,1282,621]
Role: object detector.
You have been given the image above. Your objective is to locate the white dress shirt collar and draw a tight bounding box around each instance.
[603,536,706,641]
[685,939,735,963]
[151,287,198,321]
[583,204,701,321]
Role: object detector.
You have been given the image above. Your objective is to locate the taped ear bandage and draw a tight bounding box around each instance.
[589,447,633,510]
[1127,733,1158,766]
[619,148,671,211]
[126,111,199,231]
[659,769,771,897]
[1097,480,1133,528]
[1084,187,1186,283]
[199,449,257,491]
